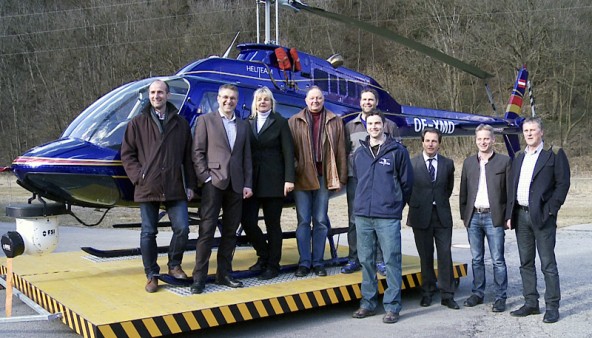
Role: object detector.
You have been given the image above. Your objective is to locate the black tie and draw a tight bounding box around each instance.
[428,158,436,182]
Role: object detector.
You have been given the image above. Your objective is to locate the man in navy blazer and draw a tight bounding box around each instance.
[191,84,253,294]
[407,128,459,310]
[507,117,570,323]
[459,124,511,312]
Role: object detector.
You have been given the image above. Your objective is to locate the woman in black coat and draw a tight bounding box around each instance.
[241,87,295,280]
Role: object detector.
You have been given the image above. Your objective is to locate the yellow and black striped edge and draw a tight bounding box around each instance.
[1,264,467,337]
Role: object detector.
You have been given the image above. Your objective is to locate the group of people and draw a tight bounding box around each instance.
[121,79,570,325]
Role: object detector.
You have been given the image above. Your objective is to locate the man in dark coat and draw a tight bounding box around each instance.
[121,79,196,293]
[459,124,511,312]
[507,117,570,323]
[407,128,459,309]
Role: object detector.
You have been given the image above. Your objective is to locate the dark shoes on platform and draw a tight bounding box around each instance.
[168,266,188,279]
[313,266,327,276]
[190,281,205,294]
[441,298,460,310]
[463,294,483,307]
[352,307,375,319]
[420,295,432,307]
[145,277,159,293]
[295,266,310,277]
[258,268,279,280]
[249,259,267,272]
[216,275,244,288]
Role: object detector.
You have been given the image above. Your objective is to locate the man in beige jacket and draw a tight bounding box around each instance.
[288,86,347,277]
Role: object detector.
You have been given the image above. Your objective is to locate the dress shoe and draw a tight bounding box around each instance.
[543,309,559,323]
[190,281,205,294]
[382,311,400,324]
[492,299,506,312]
[420,295,432,307]
[216,275,244,288]
[463,294,483,307]
[145,277,158,293]
[249,258,267,272]
[313,266,327,277]
[510,304,540,317]
[441,298,460,310]
[352,307,375,318]
[295,266,310,277]
[258,268,279,280]
[168,266,188,279]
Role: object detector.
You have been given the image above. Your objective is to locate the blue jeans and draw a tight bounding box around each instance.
[293,176,329,268]
[140,200,189,279]
[346,176,383,263]
[467,212,507,301]
[356,216,402,314]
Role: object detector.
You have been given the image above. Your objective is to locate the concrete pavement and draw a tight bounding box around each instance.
[1,222,592,337]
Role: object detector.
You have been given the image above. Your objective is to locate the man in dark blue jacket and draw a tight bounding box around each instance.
[350,111,413,324]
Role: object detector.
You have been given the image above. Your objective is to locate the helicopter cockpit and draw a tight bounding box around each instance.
[62,78,190,150]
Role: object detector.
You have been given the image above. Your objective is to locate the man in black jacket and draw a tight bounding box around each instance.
[459,124,511,312]
[407,128,459,309]
[507,117,570,323]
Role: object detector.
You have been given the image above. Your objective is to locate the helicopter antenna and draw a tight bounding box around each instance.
[222,31,241,58]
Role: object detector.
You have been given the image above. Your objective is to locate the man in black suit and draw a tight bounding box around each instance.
[459,124,511,312]
[407,128,459,309]
[507,117,570,323]
[191,84,253,294]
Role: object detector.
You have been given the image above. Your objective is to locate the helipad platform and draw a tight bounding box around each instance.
[1,239,467,337]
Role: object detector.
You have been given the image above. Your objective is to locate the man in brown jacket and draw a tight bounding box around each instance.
[121,79,196,293]
[288,86,347,277]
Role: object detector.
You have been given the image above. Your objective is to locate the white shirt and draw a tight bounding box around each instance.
[257,110,271,133]
[474,154,491,209]
[517,142,544,207]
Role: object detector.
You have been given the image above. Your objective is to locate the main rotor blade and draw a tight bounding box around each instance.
[292,3,493,79]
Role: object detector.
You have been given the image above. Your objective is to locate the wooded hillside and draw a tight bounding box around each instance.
[1,0,590,164]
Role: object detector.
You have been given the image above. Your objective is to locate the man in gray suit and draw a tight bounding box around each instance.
[407,128,458,309]
[191,84,253,294]
[459,124,511,312]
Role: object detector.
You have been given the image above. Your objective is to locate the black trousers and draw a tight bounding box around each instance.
[192,182,242,283]
[412,206,455,299]
[241,196,284,270]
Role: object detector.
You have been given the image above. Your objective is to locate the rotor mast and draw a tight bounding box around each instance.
[256,0,280,45]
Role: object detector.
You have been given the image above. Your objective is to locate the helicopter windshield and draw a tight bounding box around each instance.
[63,78,189,150]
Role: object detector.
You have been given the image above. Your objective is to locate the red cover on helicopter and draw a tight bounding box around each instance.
[275,48,291,70]
[290,48,301,72]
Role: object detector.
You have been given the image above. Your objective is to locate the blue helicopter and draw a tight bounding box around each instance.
[7,0,529,217]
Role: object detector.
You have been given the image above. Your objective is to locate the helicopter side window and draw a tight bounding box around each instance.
[329,74,338,94]
[313,69,329,92]
[339,77,347,96]
[197,91,219,116]
[347,81,357,99]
